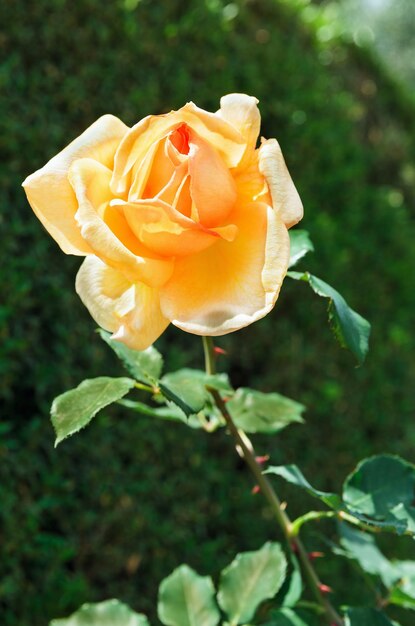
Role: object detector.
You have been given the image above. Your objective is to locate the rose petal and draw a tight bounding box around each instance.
[159,201,290,335]
[22,115,129,255]
[128,138,160,201]
[258,138,303,228]
[137,137,175,201]
[217,93,260,169]
[122,198,233,257]
[111,102,246,195]
[234,151,270,203]
[188,131,237,228]
[76,256,169,350]
[69,158,174,288]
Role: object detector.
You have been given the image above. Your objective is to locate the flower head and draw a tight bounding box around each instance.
[23,94,302,349]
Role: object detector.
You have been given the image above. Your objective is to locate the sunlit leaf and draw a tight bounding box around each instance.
[217,542,287,624]
[265,464,342,509]
[51,377,135,445]
[281,553,303,608]
[339,523,398,585]
[98,329,163,383]
[50,599,149,625]
[158,564,220,626]
[288,229,314,268]
[392,561,415,601]
[343,455,415,535]
[159,369,232,417]
[389,585,415,610]
[287,271,370,364]
[119,399,205,429]
[227,388,305,434]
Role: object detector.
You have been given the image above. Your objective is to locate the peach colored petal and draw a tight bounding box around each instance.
[69,158,173,288]
[122,198,233,257]
[165,133,187,166]
[172,173,192,217]
[217,93,260,169]
[258,138,303,228]
[22,115,129,255]
[159,201,290,335]
[128,138,160,201]
[234,150,270,203]
[76,256,169,350]
[156,160,189,206]
[188,131,237,228]
[140,137,176,200]
[111,103,245,195]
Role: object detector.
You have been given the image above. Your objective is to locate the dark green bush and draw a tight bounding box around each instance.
[1,0,414,624]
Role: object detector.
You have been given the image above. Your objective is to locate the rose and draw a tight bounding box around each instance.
[23,94,303,349]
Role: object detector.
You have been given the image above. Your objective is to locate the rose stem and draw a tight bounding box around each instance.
[202,336,343,626]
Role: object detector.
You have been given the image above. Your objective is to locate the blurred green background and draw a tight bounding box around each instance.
[1,0,414,624]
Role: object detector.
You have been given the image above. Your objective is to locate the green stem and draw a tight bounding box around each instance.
[134,381,157,393]
[291,511,337,536]
[202,336,343,626]
[203,336,216,375]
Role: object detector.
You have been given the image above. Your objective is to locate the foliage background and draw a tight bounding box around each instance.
[1,0,414,624]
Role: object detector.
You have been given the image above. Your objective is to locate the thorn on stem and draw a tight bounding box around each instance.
[318,583,333,594]
[213,346,227,355]
[255,454,270,464]
[251,484,261,495]
[309,551,325,560]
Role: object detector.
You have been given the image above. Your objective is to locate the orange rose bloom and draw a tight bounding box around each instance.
[23,94,303,349]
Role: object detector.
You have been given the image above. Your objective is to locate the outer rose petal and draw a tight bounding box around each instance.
[22,115,129,255]
[217,93,260,169]
[76,256,169,350]
[159,201,290,335]
[259,138,303,228]
[69,158,174,288]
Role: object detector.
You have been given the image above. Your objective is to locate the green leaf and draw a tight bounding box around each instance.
[226,388,305,434]
[388,585,415,610]
[263,608,318,626]
[98,329,163,383]
[51,377,135,446]
[287,271,370,364]
[391,561,415,601]
[217,542,287,624]
[50,599,150,625]
[288,230,314,268]
[345,607,395,626]
[158,564,220,626]
[338,523,398,585]
[159,369,232,417]
[281,554,303,608]
[265,465,342,509]
[343,455,415,534]
[119,399,204,429]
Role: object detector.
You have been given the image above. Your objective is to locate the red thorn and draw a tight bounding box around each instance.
[290,541,299,553]
[251,485,261,495]
[222,396,231,403]
[318,583,333,594]
[255,454,270,464]
[309,551,325,560]
[213,346,227,355]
